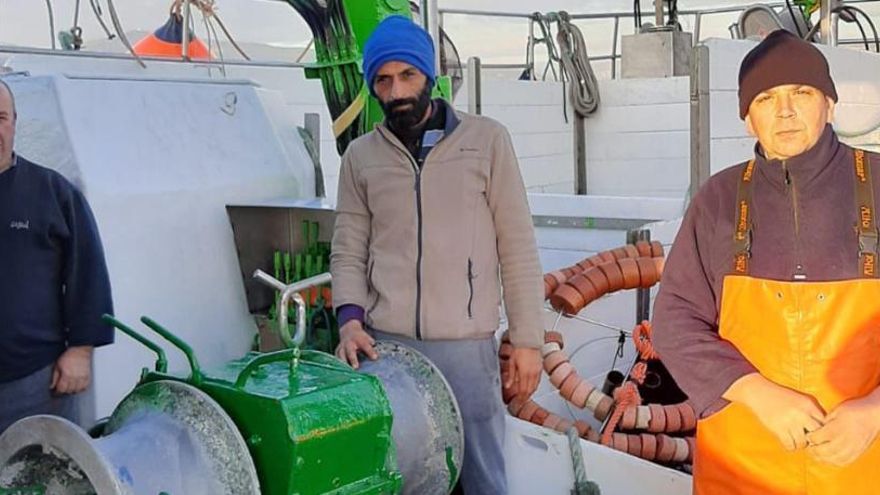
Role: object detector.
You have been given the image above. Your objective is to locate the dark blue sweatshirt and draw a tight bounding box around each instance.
[0,156,114,383]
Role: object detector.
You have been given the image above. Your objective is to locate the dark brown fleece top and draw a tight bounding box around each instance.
[653,126,880,417]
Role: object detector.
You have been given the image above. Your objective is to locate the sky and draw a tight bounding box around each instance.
[0,1,767,49]
[0,0,876,76]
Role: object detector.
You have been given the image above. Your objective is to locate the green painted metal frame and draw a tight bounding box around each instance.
[282,0,451,154]
[105,315,403,495]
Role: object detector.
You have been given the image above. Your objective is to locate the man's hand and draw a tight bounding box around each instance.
[51,346,93,395]
[334,320,378,369]
[723,373,826,451]
[807,390,880,466]
[505,347,542,399]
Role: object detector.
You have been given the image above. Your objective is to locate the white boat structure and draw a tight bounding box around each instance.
[2,1,880,493]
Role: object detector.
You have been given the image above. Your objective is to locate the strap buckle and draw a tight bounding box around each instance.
[859,229,879,257]
[735,229,752,257]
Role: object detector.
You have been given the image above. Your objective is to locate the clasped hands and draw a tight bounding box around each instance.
[726,373,880,466]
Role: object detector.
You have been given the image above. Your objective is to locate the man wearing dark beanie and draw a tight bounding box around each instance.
[653,30,880,494]
[330,15,544,494]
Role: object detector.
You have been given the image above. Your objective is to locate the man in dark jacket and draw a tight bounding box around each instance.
[653,31,880,494]
[0,79,114,435]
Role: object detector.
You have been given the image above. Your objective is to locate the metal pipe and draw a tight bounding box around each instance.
[439,0,880,22]
[140,316,204,386]
[253,270,332,294]
[420,0,430,26]
[45,0,57,50]
[467,56,481,115]
[832,12,839,47]
[253,268,287,292]
[182,0,192,59]
[233,349,298,389]
[611,16,619,79]
[436,8,534,19]
[102,314,168,373]
[427,0,441,75]
[480,63,530,69]
[0,44,306,68]
[573,114,587,195]
[527,18,535,79]
[819,0,833,45]
[694,12,702,45]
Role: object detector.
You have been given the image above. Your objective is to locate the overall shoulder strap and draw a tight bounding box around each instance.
[853,149,878,278]
[733,160,756,275]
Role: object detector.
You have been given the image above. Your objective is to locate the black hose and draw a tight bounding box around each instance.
[633,0,642,29]
[785,0,804,38]
[847,7,871,51]
[849,5,880,52]
[834,5,878,52]
[667,0,679,27]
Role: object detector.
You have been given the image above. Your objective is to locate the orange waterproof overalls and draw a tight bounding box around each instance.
[694,150,880,494]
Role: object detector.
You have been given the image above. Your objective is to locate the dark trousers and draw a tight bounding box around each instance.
[0,363,80,436]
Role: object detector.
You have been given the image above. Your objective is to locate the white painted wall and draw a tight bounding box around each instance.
[584,77,690,199]
[456,75,693,199]
[455,78,575,194]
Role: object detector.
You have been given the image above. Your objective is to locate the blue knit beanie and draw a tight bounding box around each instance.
[362,16,435,96]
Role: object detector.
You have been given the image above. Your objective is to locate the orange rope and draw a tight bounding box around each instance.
[601,381,641,446]
[630,361,648,384]
[633,320,659,360]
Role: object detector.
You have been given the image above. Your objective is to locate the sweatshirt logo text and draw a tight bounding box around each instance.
[9,220,29,230]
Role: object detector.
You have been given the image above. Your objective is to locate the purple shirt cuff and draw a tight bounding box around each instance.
[337,304,365,328]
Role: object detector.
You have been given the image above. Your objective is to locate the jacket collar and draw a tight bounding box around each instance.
[754,124,841,191]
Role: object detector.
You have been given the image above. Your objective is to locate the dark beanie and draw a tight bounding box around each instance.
[738,30,837,119]
[362,16,435,96]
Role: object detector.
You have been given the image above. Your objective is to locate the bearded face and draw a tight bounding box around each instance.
[380,82,432,134]
[373,61,433,136]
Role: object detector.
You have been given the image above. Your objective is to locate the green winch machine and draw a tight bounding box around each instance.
[0,270,463,495]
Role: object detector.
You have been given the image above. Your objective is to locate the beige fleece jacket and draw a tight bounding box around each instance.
[330,109,543,348]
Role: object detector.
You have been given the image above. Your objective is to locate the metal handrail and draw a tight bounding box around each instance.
[0,44,308,69]
[5,1,880,78]
[440,0,880,79]
[440,1,879,21]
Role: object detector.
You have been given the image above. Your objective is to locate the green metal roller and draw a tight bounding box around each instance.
[0,309,463,495]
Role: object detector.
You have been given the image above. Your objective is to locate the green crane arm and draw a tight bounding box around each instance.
[281,0,451,155]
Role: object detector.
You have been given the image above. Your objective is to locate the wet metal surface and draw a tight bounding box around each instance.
[359,340,464,495]
[106,380,260,495]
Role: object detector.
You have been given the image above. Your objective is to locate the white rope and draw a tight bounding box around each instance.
[556,11,599,116]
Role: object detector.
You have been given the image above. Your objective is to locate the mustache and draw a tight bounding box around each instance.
[386,97,420,112]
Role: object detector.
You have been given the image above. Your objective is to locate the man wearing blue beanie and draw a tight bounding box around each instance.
[331,15,544,495]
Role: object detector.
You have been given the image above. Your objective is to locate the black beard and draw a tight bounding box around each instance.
[381,84,432,136]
